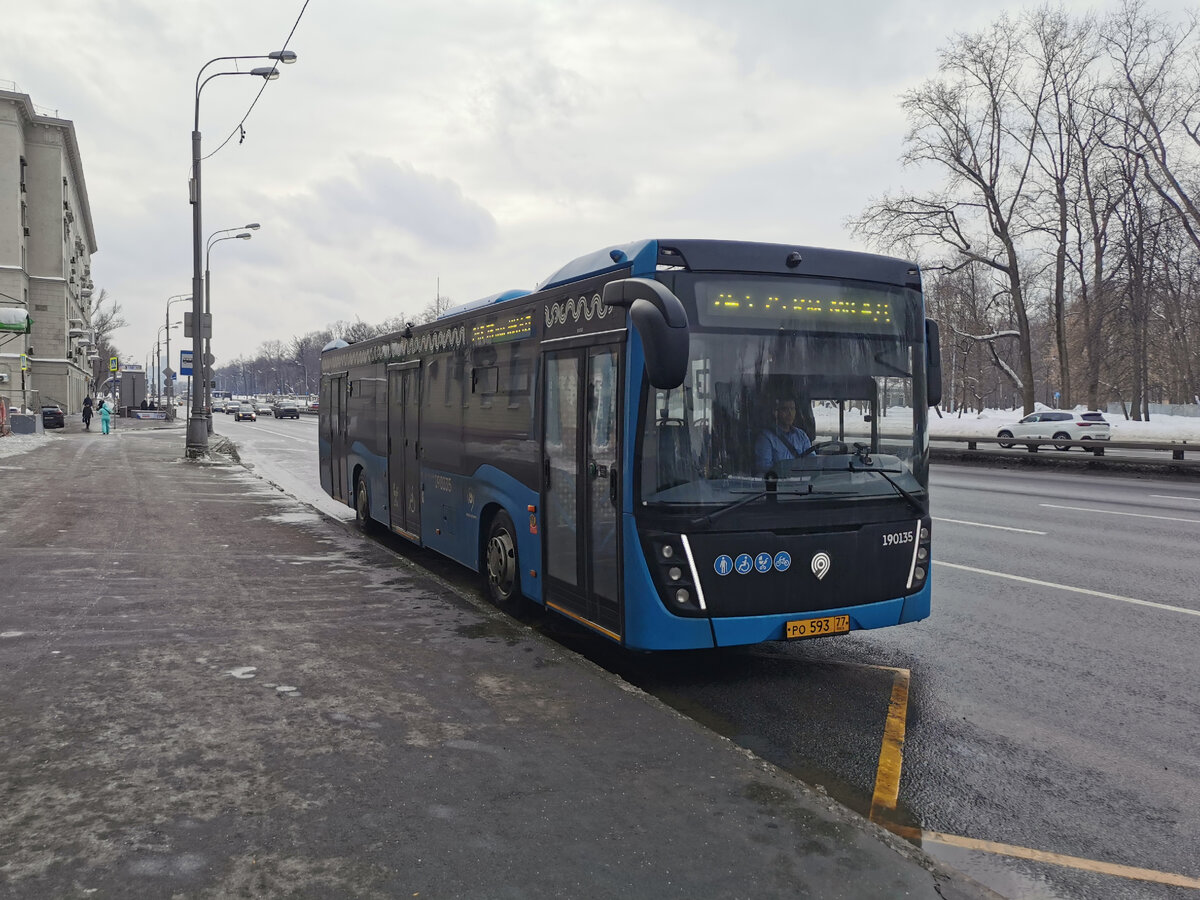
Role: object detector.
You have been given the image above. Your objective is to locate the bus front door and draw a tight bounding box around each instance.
[387,362,422,540]
[542,345,622,641]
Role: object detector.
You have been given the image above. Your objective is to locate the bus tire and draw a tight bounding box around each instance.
[354,476,375,533]
[484,511,523,609]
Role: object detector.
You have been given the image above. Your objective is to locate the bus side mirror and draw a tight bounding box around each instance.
[602,278,689,389]
[925,318,943,408]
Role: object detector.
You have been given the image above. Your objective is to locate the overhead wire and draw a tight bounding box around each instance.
[201,0,311,162]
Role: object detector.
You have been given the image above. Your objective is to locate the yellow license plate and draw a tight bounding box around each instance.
[786,615,850,640]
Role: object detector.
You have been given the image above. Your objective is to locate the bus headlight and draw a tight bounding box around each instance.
[643,534,702,615]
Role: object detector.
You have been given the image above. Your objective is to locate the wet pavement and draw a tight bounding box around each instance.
[0,424,1000,898]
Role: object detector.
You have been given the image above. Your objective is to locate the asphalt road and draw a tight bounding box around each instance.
[223,416,1200,900]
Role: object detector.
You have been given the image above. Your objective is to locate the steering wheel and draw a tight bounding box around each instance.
[800,440,850,457]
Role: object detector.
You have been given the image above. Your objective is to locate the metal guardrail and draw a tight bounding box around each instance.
[936,434,1196,458]
[929,435,1200,471]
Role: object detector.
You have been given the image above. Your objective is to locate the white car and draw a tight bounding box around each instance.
[997,411,1111,450]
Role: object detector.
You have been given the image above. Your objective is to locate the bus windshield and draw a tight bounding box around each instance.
[638,279,928,509]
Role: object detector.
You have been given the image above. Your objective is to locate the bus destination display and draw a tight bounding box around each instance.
[693,278,909,334]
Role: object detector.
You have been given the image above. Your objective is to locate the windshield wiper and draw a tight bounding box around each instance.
[847,445,927,516]
[688,485,856,528]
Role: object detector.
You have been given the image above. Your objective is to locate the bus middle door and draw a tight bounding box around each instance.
[387,361,422,540]
[542,344,622,642]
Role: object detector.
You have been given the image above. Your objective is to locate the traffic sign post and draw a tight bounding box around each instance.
[180,350,194,376]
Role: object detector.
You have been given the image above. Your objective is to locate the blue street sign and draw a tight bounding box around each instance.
[180,350,193,376]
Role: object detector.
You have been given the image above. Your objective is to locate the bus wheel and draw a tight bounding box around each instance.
[484,511,521,608]
[354,477,373,532]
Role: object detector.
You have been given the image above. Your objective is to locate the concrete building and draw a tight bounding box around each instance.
[0,85,98,413]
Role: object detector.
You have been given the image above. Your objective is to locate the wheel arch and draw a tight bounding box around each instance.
[469,465,542,603]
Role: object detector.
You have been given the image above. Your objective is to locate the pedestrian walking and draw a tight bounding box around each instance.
[99,399,111,435]
[82,396,93,431]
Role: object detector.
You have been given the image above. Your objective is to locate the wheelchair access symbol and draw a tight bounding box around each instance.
[734,554,753,575]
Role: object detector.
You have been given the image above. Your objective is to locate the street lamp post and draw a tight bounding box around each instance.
[156,322,180,406]
[165,293,189,404]
[186,50,296,458]
[205,225,257,433]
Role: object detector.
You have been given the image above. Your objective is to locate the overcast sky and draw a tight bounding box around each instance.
[2,0,1194,370]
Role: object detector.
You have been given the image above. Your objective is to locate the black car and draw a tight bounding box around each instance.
[41,405,65,429]
[272,400,300,419]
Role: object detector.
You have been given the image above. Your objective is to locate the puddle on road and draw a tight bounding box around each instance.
[922,840,1073,900]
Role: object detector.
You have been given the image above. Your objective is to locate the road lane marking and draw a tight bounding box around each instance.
[1040,503,1200,525]
[886,825,1200,889]
[933,517,1046,535]
[868,667,910,824]
[1150,494,1200,503]
[935,561,1200,618]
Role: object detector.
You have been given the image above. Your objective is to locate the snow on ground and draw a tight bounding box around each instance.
[811,404,1200,443]
[929,405,1200,442]
[0,431,52,460]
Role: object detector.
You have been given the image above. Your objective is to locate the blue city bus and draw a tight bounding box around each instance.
[319,239,942,650]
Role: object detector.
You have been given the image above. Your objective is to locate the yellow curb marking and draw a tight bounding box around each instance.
[886,825,1200,890]
[868,666,910,823]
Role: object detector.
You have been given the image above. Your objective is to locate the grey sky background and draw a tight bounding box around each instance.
[2,0,1193,368]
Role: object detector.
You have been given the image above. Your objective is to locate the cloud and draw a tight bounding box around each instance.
[284,156,497,252]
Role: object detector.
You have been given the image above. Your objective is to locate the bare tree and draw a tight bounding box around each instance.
[1101,1,1200,252]
[1020,8,1103,408]
[328,319,380,343]
[413,294,454,326]
[851,17,1046,413]
[90,288,126,393]
[289,331,329,395]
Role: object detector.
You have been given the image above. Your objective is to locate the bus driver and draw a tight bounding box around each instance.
[754,396,812,474]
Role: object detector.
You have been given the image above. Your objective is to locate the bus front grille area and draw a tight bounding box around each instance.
[642,520,930,619]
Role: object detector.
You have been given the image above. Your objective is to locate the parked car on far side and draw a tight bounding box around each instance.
[41,405,65,429]
[997,411,1110,450]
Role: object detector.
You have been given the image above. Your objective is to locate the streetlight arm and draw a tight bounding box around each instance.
[194,54,290,98]
[205,232,252,271]
[196,70,279,128]
[206,223,260,252]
